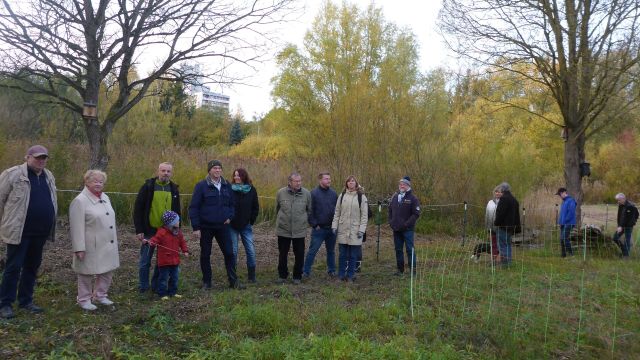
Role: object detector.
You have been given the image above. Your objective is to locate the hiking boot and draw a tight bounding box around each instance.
[393,271,404,276]
[248,267,257,283]
[230,281,246,290]
[0,305,15,319]
[276,277,287,284]
[201,283,212,290]
[20,303,44,314]
[292,279,301,285]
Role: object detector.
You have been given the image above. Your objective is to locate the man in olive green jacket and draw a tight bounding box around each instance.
[0,145,57,319]
[275,172,311,284]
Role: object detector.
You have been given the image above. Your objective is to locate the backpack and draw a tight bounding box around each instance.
[340,190,372,242]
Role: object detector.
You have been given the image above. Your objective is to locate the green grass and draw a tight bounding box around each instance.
[1,227,638,359]
[413,230,640,359]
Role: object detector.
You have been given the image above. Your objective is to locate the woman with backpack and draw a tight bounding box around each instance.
[332,175,368,282]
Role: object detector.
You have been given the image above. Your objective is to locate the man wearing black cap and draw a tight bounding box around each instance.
[556,187,576,257]
[0,145,57,319]
[189,160,242,289]
[388,176,421,276]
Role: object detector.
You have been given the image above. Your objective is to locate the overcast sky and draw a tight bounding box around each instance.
[223,0,449,119]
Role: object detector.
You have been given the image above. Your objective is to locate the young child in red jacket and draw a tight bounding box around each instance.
[146,210,189,299]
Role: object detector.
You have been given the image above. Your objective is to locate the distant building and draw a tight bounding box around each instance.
[188,85,230,111]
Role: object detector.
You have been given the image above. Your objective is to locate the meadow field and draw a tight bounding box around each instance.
[1,203,638,359]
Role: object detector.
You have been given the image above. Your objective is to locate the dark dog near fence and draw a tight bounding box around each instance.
[470,243,493,261]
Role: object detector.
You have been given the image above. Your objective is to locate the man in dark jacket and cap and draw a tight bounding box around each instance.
[388,176,421,276]
[494,182,520,266]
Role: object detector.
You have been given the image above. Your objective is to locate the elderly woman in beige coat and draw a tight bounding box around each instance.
[69,170,119,311]
[332,175,368,282]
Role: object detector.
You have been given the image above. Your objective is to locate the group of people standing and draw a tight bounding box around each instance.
[274,172,421,283]
[485,183,638,265]
[0,145,422,319]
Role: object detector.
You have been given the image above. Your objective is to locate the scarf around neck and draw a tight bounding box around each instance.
[232,184,252,193]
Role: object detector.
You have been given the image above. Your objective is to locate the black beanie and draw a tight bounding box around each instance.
[207,159,223,172]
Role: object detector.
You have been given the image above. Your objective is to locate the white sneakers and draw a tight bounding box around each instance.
[94,298,114,306]
[79,302,97,311]
[79,298,114,311]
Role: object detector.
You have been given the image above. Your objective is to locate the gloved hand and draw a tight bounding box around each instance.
[357,231,364,239]
[332,228,337,235]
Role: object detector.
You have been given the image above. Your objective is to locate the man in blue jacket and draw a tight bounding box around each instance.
[303,172,338,278]
[388,176,421,276]
[556,187,576,257]
[189,160,241,289]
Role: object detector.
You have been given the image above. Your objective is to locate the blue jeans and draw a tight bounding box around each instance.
[139,243,159,292]
[613,227,633,257]
[157,265,179,297]
[497,228,512,264]
[0,235,47,307]
[559,225,574,257]
[229,225,256,268]
[338,244,361,280]
[303,227,336,275]
[393,230,415,272]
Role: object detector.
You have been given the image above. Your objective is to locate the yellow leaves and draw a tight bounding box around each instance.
[228,134,297,160]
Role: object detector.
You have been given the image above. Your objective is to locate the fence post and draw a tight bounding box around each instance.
[410,246,415,319]
[605,203,609,232]
[376,201,382,262]
[461,201,468,246]
[522,207,526,244]
[554,204,559,229]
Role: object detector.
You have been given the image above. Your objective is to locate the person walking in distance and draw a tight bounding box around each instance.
[493,182,520,267]
[612,193,639,258]
[556,187,576,257]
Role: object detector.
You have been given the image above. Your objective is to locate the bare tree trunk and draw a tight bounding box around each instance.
[85,118,109,171]
[564,128,585,223]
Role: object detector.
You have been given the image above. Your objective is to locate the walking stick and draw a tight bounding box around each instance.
[376,201,382,262]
